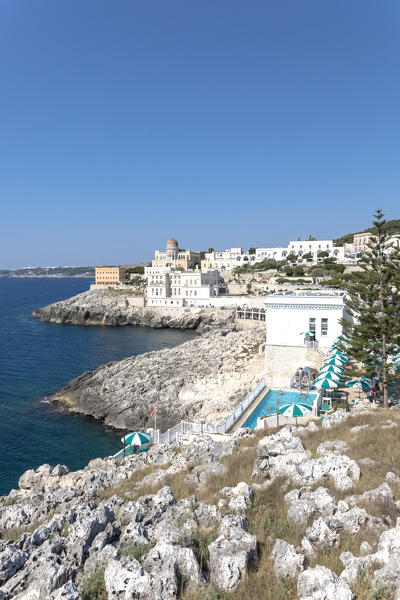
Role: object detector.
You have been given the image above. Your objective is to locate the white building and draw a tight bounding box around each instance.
[265,290,349,349]
[264,290,351,388]
[254,240,347,266]
[286,240,345,261]
[201,248,257,271]
[255,247,288,261]
[145,266,226,307]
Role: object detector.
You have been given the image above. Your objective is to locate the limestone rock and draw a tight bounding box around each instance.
[297,565,354,600]
[322,409,351,430]
[50,582,82,600]
[48,324,265,431]
[270,539,305,578]
[104,556,178,600]
[0,544,27,585]
[316,440,349,456]
[208,515,257,590]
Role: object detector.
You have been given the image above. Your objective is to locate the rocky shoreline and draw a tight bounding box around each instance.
[32,289,236,330]
[2,404,400,599]
[50,327,266,432]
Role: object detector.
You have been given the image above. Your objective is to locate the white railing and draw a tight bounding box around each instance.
[215,378,266,433]
[112,378,266,459]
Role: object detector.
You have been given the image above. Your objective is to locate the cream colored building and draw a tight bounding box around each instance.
[145,266,226,307]
[95,267,126,285]
[352,232,400,255]
[353,232,374,254]
[152,238,200,270]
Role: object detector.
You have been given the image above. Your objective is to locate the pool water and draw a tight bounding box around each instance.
[243,389,317,429]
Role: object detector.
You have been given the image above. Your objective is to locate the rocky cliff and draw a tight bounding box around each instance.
[51,327,266,431]
[33,289,236,330]
[2,403,400,599]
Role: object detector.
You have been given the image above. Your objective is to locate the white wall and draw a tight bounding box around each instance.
[265,293,346,349]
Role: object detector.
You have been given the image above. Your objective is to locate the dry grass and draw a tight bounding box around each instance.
[1,509,57,541]
[302,409,400,497]
[93,408,400,599]
[97,463,169,500]
[182,408,400,599]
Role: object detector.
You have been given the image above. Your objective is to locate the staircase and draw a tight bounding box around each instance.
[305,348,326,370]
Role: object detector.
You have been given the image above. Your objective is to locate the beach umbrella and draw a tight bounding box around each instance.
[325,350,348,360]
[121,431,152,447]
[315,371,342,382]
[345,378,371,391]
[314,376,342,387]
[323,357,347,367]
[318,365,344,375]
[278,403,312,418]
[325,349,347,358]
[314,378,340,389]
[345,378,372,399]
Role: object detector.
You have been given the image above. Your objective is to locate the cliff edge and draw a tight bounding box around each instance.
[51,327,266,431]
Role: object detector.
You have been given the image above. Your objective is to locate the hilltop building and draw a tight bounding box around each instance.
[256,240,345,262]
[352,232,400,255]
[353,232,373,254]
[202,240,347,272]
[152,238,200,270]
[201,248,257,271]
[95,267,126,285]
[145,266,226,307]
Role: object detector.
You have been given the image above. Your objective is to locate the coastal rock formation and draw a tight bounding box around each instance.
[1,406,400,599]
[33,289,236,331]
[50,327,266,431]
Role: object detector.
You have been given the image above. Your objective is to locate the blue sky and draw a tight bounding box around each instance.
[1,0,399,268]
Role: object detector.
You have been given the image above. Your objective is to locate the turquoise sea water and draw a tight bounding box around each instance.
[0,278,193,495]
[243,389,317,428]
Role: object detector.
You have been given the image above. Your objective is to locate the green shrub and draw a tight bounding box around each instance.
[80,567,106,600]
[119,542,154,560]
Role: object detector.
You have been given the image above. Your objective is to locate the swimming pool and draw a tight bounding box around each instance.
[242,389,317,429]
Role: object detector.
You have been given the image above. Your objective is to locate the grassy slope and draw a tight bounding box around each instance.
[95,408,400,600]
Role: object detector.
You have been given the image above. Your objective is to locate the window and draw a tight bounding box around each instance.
[321,318,328,336]
[309,318,316,335]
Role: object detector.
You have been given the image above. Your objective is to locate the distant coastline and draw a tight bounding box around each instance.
[1,274,94,278]
[0,266,95,278]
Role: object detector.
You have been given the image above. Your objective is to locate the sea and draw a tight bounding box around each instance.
[0,278,193,495]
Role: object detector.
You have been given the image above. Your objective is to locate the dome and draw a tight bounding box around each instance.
[167,238,178,246]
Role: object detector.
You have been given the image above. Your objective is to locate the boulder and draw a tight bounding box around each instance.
[316,440,349,456]
[50,582,82,600]
[297,565,354,600]
[285,487,337,526]
[66,503,115,567]
[302,518,338,555]
[270,539,305,578]
[208,515,257,590]
[218,482,254,513]
[321,409,351,429]
[105,556,178,600]
[0,544,27,585]
[143,542,204,587]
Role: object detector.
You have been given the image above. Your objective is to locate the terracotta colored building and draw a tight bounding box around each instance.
[95,267,126,285]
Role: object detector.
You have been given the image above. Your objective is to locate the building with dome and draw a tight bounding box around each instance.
[152,238,200,270]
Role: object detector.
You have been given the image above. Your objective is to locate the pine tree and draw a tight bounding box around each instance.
[340,210,400,408]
